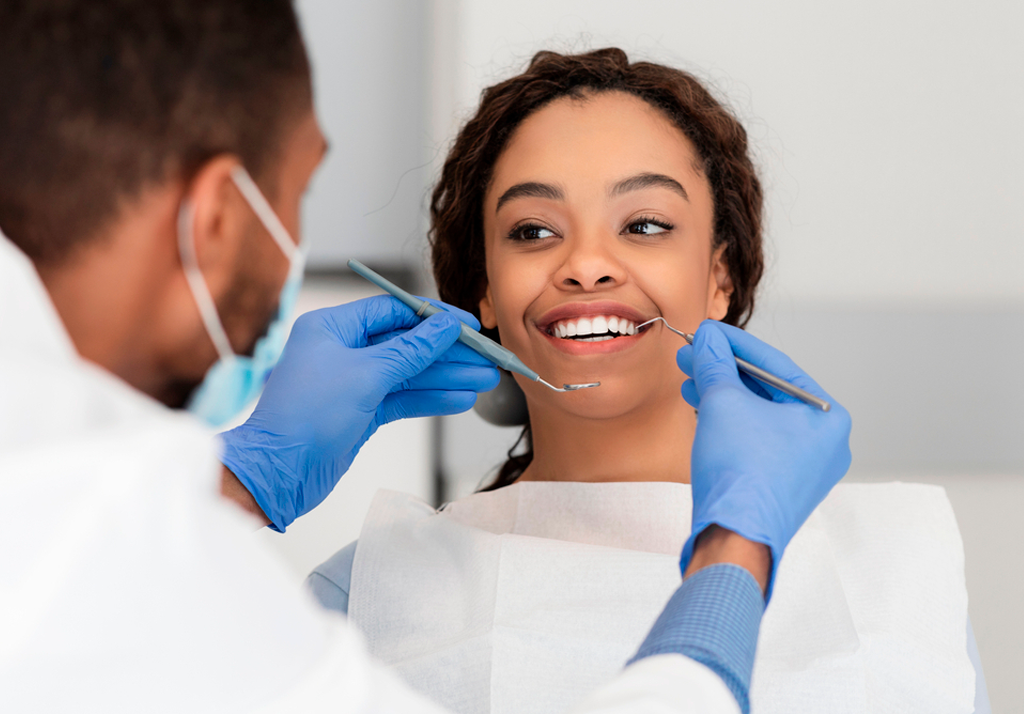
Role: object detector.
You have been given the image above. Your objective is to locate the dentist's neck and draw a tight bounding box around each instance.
[520,391,695,484]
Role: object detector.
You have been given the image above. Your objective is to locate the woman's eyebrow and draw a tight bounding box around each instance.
[495,181,564,212]
[610,172,689,202]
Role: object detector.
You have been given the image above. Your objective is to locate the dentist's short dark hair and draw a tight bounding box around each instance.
[428,48,765,491]
[0,0,311,265]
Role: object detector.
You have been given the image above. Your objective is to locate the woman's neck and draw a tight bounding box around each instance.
[520,393,695,484]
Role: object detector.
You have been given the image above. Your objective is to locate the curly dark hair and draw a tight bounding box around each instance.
[429,48,765,490]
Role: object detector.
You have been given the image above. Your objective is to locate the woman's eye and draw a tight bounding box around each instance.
[508,224,557,241]
[624,219,673,236]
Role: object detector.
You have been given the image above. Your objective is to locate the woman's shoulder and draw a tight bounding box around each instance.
[306,539,358,615]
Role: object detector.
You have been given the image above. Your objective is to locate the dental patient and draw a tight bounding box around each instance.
[308,49,985,714]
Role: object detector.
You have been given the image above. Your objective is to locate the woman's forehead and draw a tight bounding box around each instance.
[486,91,709,209]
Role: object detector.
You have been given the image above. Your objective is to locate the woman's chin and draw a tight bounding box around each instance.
[522,374,682,422]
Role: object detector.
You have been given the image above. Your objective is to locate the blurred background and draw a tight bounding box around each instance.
[253,1,1023,709]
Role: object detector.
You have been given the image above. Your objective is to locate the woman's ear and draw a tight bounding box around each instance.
[706,244,734,321]
[478,284,498,329]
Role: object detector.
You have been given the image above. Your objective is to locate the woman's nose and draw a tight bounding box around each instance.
[553,235,627,291]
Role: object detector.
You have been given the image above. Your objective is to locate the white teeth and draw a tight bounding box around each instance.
[550,315,642,340]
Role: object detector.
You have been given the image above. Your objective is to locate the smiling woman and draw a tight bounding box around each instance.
[308,48,982,714]
[476,91,733,486]
[430,49,764,489]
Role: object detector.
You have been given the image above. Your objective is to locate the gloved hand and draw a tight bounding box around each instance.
[218,295,500,532]
[676,320,852,600]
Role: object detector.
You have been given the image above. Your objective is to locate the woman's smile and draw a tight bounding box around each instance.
[534,300,655,356]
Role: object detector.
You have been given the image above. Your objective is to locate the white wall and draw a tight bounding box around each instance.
[431,0,1024,304]
[296,0,432,271]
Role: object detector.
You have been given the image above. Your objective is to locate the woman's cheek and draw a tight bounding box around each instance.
[489,285,532,352]
[650,259,713,322]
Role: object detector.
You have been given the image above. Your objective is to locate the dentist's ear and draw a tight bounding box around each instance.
[706,244,734,321]
[183,155,253,300]
[478,284,498,330]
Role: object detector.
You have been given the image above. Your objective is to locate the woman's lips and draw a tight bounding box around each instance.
[533,301,655,356]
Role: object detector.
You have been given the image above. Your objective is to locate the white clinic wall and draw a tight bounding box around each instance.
[295,0,432,271]
[429,1,1024,710]
[431,0,1024,304]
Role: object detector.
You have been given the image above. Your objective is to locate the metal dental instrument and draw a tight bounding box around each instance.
[637,317,831,412]
[347,259,600,393]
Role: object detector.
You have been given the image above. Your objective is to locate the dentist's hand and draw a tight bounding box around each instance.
[218,295,500,532]
[676,321,852,600]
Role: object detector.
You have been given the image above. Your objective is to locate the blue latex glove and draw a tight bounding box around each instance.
[676,320,852,601]
[218,295,500,532]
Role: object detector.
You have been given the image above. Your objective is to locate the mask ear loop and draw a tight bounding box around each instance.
[230,166,299,262]
[177,199,237,362]
[229,165,308,326]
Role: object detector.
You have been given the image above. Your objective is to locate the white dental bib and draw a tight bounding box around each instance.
[349,481,973,714]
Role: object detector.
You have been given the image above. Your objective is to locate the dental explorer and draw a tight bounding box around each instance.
[347,259,600,393]
[636,317,832,412]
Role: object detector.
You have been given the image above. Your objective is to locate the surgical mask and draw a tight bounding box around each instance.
[178,166,306,426]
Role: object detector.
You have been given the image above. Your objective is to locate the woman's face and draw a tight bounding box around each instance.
[480,90,732,420]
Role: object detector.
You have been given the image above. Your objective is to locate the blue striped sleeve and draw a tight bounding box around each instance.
[628,564,765,714]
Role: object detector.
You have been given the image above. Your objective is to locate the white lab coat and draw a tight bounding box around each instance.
[0,234,739,714]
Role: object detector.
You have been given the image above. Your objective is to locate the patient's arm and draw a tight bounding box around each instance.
[683,526,770,594]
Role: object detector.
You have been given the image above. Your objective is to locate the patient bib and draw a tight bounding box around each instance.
[349,482,973,714]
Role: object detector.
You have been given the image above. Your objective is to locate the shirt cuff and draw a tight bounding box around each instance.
[628,564,765,714]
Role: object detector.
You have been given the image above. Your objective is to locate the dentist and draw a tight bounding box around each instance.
[0,2,850,713]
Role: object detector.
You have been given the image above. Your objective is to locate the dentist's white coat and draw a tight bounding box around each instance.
[0,235,738,714]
